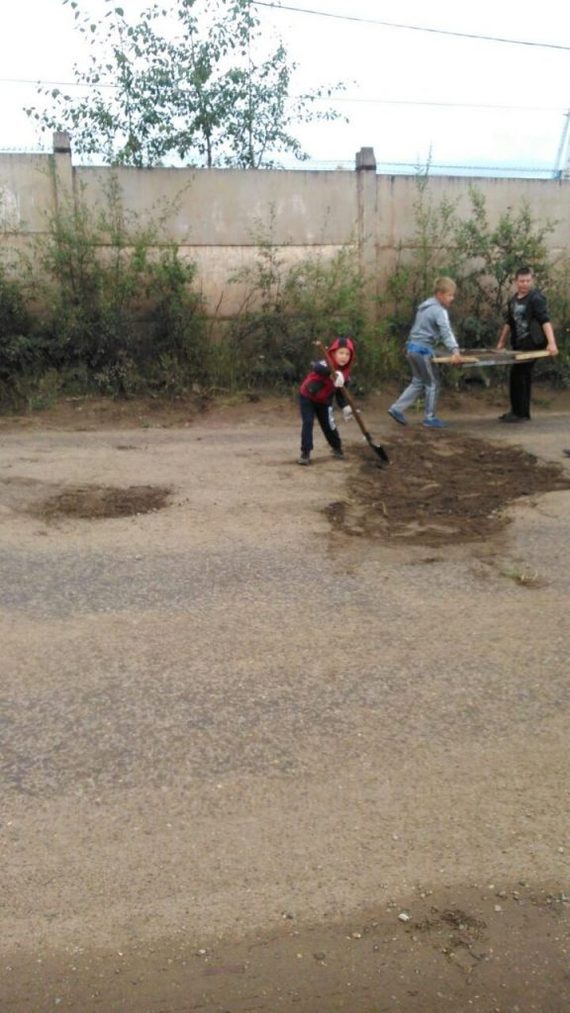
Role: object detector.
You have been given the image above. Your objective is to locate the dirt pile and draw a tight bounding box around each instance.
[29,484,172,519]
[326,431,570,544]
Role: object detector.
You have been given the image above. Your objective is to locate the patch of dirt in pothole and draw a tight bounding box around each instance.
[325,432,570,545]
[30,484,172,520]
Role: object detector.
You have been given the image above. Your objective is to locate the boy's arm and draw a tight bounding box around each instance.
[432,306,462,362]
[497,299,513,349]
[312,359,331,377]
[435,306,460,353]
[312,359,344,384]
[530,292,558,354]
[496,323,511,350]
[542,321,558,355]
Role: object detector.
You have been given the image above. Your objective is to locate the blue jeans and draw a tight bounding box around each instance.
[391,349,440,419]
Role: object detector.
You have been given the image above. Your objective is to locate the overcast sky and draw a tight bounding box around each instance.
[1,0,569,175]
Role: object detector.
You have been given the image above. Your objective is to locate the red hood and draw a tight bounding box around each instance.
[327,336,355,368]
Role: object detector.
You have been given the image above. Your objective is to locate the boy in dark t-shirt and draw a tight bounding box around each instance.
[496,267,558,422]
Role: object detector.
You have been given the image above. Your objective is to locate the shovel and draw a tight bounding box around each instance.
[315,341,389,466]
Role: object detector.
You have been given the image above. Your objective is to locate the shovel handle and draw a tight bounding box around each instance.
[314,341,389,466]
[315,340,339,375]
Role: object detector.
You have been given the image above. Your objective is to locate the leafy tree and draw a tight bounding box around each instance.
[26,0,344,168]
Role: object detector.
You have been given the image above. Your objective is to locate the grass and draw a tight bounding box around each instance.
[500,566,546,589]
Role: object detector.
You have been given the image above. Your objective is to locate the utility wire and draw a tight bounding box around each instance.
[1,77,115,89]
[311,96,567,113]
[252,1,570,52]
[0,78,566,116]
[278,157,555,171]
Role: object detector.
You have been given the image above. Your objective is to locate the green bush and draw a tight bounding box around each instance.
[0,267,49,407]
[32,181,208,397]
[145,250,209,389]
[0,182,209,408]
[1,172,570,409]
[224,240,387,391]
[380,178,570,387]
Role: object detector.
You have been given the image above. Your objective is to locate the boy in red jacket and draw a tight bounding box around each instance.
[297,336,355,465]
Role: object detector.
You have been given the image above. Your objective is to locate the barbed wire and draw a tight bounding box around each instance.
[0,144,559,177]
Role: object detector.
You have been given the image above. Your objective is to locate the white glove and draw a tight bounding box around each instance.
[333,370,345,388]
[342,405,353,421]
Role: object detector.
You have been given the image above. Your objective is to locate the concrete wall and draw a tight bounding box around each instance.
[376,174,570,252]
[73,161,359,315]
[1,136,569,317]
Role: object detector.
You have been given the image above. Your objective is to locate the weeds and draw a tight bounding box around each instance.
[1,172,569,408]
[225,228,384,390]
[35,179,208,397]
[500,567,546,589]
[380,177,570,387]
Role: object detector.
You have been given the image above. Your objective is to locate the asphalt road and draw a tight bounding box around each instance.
[1,401,569,1010]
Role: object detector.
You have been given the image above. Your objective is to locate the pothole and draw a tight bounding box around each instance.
[326,433,570,544]
[29,484,172,519]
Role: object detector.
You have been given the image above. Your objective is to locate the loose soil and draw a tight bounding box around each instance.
[30,483,173,520]
[3,392,569,539]
[326,432,570,545]
[9,432,570,535]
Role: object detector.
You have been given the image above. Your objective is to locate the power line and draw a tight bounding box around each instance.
[312,96,567,113]
[1,77,114,89]
[252,1,570,52]
[284,158,554,171]
[1,78,566,116]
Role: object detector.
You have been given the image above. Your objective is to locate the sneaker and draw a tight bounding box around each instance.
[297,453,310,465]
[387,407,407,426]
[331,448,345,460]
[423,417,447,429]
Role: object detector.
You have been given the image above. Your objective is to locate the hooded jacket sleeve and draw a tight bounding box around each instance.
[435,306,460,352]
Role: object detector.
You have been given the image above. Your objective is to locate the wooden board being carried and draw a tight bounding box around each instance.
[433,349,552,366]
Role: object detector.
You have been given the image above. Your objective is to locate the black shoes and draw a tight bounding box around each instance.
[498,412,529,423]
[297,449,344,464]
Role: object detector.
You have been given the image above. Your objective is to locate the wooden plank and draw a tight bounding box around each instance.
[512,349,552,361]
[432,355,480,364]
[433,349,552,365]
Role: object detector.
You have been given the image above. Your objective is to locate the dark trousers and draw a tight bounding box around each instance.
[299,395,341,455]
[509,360,535,419]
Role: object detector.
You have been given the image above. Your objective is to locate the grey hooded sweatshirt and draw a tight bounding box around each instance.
[407,297,460,354]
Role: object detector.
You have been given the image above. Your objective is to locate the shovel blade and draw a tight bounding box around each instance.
[369,438,389,465]
[374,444,390,466]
